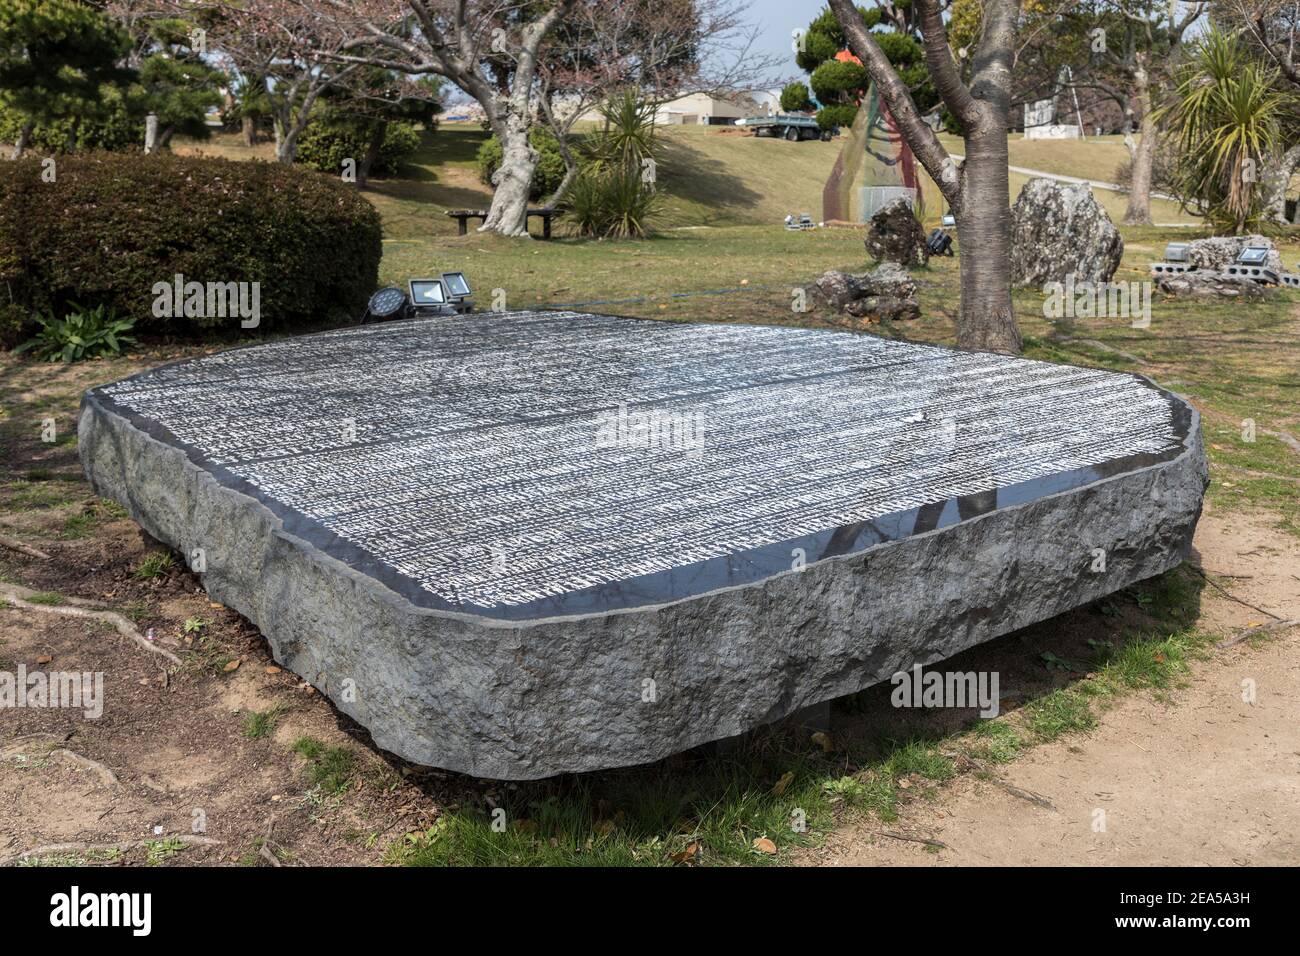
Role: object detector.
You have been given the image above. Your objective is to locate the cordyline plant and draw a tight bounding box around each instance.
[1157,27,1290,233]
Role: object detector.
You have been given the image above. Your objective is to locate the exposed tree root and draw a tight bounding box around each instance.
[1217,619,1300,649]
[0,835,221,866]
[0,582,181,665]
[0,535,50,560]
[868,829,949,849]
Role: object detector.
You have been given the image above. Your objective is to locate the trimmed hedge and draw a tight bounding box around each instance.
[0,152,382,344]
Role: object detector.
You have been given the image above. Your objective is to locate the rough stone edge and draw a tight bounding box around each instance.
[78,382,1208,780]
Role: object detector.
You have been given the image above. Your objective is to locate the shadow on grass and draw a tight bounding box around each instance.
[355,563,1207,867]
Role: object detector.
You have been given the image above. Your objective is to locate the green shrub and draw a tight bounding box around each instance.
[564,166,659,238]
[14,303,135,362]
[0,152,382,338]
[297,120,422,178]
[816,104,858,130]
[779,81,812,113]
[476,127,567,201]
[809,59,868,105]
[0,91,140,153]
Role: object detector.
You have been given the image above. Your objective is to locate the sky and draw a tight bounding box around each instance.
[746,0,828,88]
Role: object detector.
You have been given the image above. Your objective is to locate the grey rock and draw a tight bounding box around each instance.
[78,315,1207,780]
[1186,235,1283,273]
[862,262,917,299]
[807,264,917,315]
[1011,178,1124,286]
[1156,269,1278,300]
[865,197,929,267]
[843,295,921,323]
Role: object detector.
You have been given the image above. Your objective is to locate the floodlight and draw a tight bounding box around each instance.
[1236,246,1270,266]
[367,286,408,320]
[441,272,472,299]
[409,278,447,306]
[1163,242,1189,263]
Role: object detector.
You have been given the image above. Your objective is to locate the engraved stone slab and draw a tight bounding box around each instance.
[79,311,1207,778]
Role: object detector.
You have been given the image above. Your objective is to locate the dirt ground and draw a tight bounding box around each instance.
[0,496,1294,866]
[800,508,1300,866]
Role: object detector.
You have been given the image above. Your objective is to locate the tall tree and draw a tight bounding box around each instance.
[828,0,1021,354]
[295,0,571,236]
[1098,2,1205,226]
[178,0,359,164]
[0,0,131,158]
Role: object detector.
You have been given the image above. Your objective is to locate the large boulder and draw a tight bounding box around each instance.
[864,197,929,267]
[1186,235,1283,273]
[1011,178,1124,286]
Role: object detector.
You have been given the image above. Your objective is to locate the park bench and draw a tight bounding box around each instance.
[446,207,555,238]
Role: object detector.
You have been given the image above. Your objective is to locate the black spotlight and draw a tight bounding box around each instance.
[925,228,953,257]
[366,286,408,321]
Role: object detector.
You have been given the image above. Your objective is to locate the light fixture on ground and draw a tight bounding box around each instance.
[441,272,474,313]
[1223,245,1278,284]
[366,286,408,321]
[408,278,458,316]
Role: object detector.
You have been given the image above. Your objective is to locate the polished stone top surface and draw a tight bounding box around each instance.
[89,311,1190,619]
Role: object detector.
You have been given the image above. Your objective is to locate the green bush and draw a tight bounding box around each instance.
[816,104,858,130]
[297,120,422,177]
[0,91,140,153]
[563,166,660,238]
[809,59,868,105]
[14,303,135,362]
[476,127,567,201]
[779,81,813,113]
[0,152,382,340]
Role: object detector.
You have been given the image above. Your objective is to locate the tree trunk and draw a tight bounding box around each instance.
[241,114,256,147]
[274,118,297,165]
[1262,144,1300,224]
[357,122,386,188]
[955,125,1021,354]
[10,120,33,159]
[481,114,537,236]
[1123,71,1155,226]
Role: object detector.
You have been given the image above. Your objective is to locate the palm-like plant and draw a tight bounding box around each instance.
[1158,28,1289,233]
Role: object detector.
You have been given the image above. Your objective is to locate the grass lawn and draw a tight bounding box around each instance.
[3,120,1299,867]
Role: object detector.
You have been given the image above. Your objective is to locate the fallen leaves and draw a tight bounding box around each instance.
[223,659,241,672]
[669,841,700,864]
[772,771,795,796]
[751,837,777,856]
